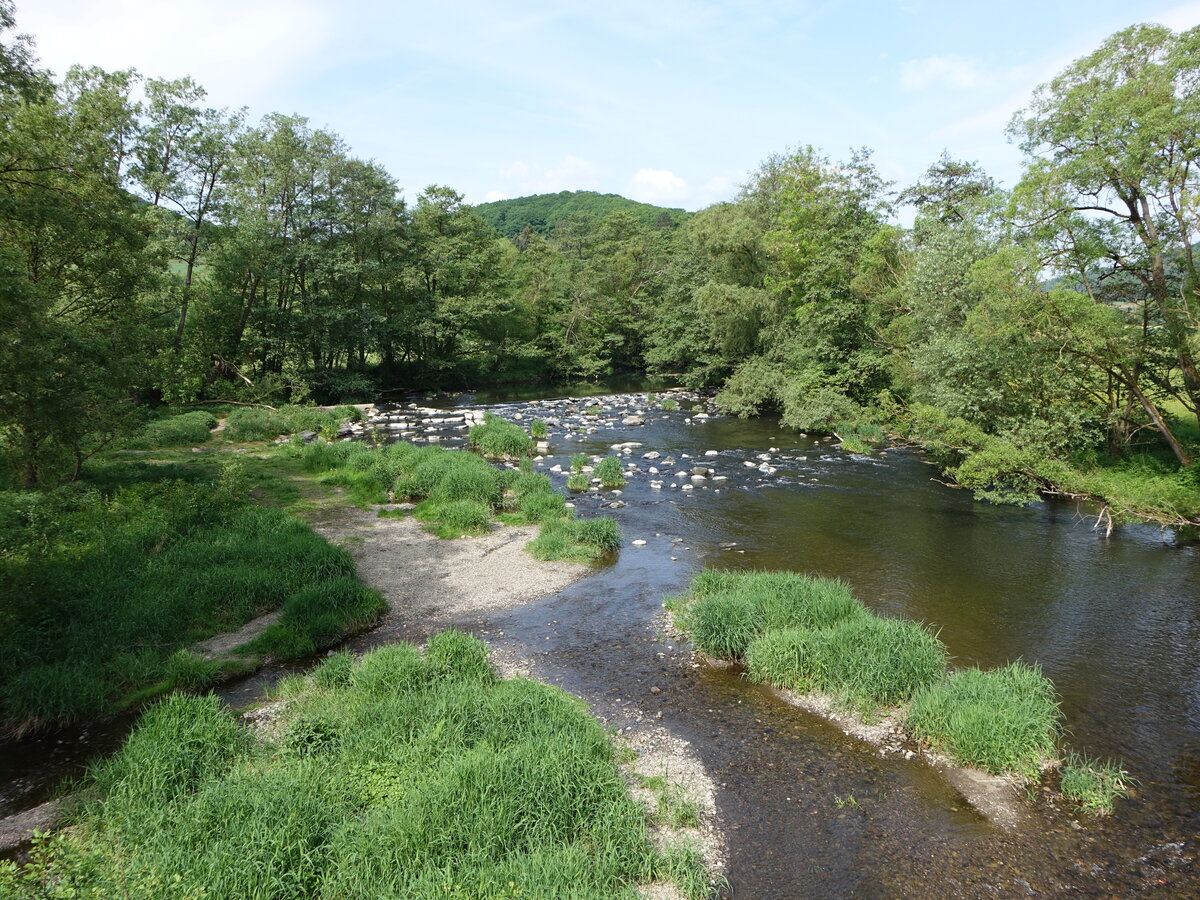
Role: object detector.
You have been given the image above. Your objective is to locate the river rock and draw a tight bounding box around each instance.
[622,415,644,426]
[632,539,647,546]
[642,451,661,459]
[704,450,719,456]
[297,430,320,443]
[691,466,711,477]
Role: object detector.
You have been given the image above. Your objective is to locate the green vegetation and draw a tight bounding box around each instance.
[1,6,1197,525]
[0,637,711,899]
[123,411,217,449]
[567,471,590,492]
[474,189,688,238]
[300,436,618,561]
[530,418,548,439]
[907,663,1062,778]
[224,405,360,444]
[594,456,626,489]
[1059,753,1135,815]
[660,398,679,412]
[571,452,589,472]
[671,570,1080,783]
[0,469,383,733]
[746,617,947,711]
[468,413,535,459]
[527,516,622,563]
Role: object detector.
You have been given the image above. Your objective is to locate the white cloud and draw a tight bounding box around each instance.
[627,168,688,204]
[899,55,980,92]
[483,155,604,202]
[20,0,338,107]
[484,190,508,202]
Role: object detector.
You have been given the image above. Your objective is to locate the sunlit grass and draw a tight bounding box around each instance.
[0,638,712,899]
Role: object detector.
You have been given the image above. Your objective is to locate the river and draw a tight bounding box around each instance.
[3,385,1198,896]
[398,386,1200,897]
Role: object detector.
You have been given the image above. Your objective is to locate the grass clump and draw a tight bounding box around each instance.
[746,616,947,710]
[123,411,217,449]
[567,471,590,492]
[527,515,621,563]
[594,456,626,489]
[530,418,548,439]
[224,405,358,443]
[1059,753,1135,815]
[0,638,709,899]
[673,570,865,659]
[468,413,534,459]
[907,662,1062,777]
[571,452,588,472]
[414,499,494,538]
[661,398,679,411]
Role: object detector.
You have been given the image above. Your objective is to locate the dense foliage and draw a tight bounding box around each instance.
[474,190,688,238]
[1,5,1198,520]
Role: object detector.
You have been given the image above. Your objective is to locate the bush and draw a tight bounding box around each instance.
[468,413,534,458]
[907,662,1062,777]
[594,456,625,489]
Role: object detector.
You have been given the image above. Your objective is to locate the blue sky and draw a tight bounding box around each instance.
[17,1,1200,213]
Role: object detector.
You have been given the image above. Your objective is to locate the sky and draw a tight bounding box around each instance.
[13,1,1200,213]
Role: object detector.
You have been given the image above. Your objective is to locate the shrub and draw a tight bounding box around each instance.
[468,413,534,458]
[594,456,625,489]
[907,662,1062,777]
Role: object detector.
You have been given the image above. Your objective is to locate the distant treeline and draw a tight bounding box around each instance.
[474,190,688,238]
[1,1,1198,521]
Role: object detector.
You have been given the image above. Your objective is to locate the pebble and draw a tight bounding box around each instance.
[632,539,647,546]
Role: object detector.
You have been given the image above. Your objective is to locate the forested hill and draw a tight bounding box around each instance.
[473,190,689,237]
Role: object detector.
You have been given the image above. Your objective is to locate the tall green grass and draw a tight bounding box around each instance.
[672,570,1069,779]
[0,638,710,899]
[123,411,217,449]
[0,476,383,732]
[224,405,360,443]
[746,616,947,710]
[1058,752,1135,815]
[907,662,1062,777]
[468,413,534,458]
[595,456,626,489]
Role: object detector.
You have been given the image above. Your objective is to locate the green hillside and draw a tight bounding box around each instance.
[474,190,689,238]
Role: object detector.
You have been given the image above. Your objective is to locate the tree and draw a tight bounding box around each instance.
[1010,23,1200,461]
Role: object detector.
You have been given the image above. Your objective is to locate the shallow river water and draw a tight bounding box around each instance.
[4,386,1199,897]
[396,387,1200,897]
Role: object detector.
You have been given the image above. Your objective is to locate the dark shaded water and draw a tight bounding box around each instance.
[4,387,1199,896]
